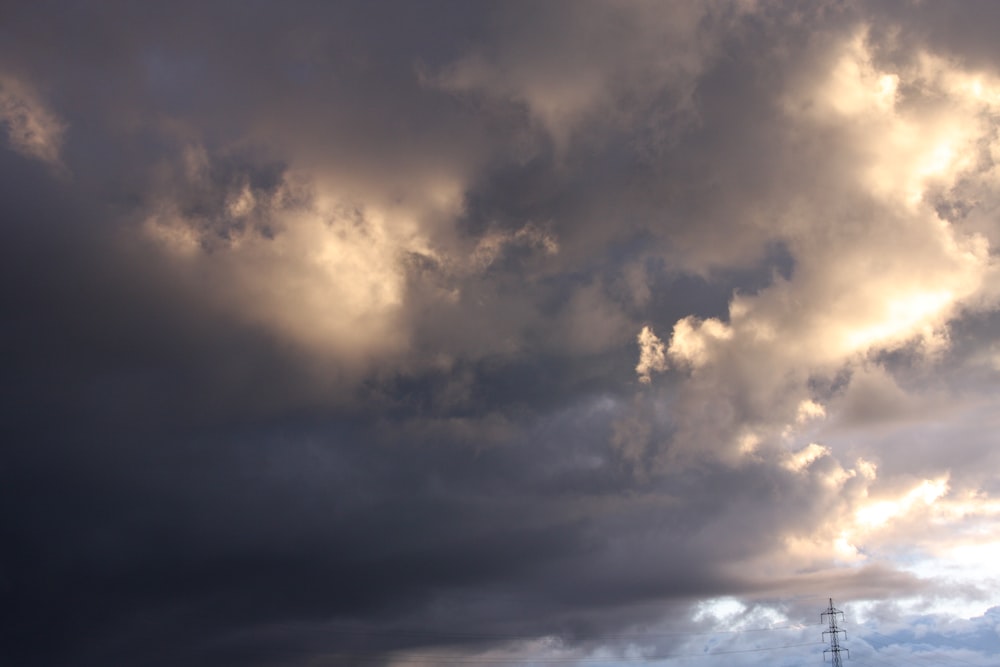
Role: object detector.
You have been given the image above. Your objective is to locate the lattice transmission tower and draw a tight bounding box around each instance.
[821,598,850,666]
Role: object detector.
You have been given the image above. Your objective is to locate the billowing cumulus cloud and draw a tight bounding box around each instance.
[141,153,437,368]
[3,3,1000,667]
[643,25,999,465]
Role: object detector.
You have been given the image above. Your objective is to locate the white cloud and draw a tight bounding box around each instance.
[782,442,829,472]
[635,325,667,384]
[667,316,734,369]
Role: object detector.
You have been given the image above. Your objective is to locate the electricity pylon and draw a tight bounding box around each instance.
[821,598,849,666]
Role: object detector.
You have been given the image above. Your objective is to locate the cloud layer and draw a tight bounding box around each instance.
[2,2,1000,666]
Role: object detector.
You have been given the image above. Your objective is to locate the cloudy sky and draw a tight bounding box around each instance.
[3,1,1000,665]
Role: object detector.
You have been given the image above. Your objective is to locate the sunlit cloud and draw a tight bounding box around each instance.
[638,27,1000,468]
[635,325,668,384]
[853,477,949,530]
[144,165,434,365]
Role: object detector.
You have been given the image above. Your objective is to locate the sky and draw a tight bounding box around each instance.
[2,1,1000,666]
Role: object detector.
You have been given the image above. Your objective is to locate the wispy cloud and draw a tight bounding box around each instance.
[0,75,65,169]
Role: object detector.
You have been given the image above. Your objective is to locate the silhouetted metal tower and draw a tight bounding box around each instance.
[821,598,849,666]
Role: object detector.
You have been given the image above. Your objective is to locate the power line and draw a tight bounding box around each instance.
[861,629,989,667]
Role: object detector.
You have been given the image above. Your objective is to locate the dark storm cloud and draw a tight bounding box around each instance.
[2,401,895,666]
[3,2,1000,666]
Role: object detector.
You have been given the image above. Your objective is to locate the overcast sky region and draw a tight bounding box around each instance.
[3,1,1000,665]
